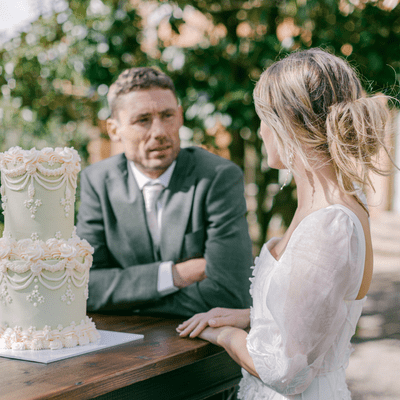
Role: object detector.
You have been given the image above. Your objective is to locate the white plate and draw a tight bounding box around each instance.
[0,330,144,364]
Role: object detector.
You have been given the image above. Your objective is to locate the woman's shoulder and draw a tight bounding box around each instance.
[299,204,360,232]
[276,206,362,280]
[288,204,365,254]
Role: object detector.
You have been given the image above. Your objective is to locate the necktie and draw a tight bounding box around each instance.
[142,183,164,247]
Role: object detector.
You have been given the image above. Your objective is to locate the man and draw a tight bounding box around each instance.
[77,67,253,317]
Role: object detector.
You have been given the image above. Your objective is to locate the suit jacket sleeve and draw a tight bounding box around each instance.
[189,162,253,311]
[77,168,163,312]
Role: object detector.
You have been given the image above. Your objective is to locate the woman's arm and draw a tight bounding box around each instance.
[198,325,260,379]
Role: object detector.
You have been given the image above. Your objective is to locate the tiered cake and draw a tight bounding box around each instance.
[0,147,99,350]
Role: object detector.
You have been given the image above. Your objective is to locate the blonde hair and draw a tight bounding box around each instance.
[254,48,393,196]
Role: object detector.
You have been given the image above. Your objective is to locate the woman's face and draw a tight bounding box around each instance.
[260,122,286,169]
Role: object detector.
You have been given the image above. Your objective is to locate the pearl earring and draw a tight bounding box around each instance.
[280,152,293,190]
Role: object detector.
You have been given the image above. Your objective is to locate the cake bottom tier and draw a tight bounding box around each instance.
[0,263,99,350]
[0,316,99,350]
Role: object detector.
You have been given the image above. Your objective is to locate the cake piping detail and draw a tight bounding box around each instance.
[0,281,12,305]
[0,233,93,273]
[0,147,81,219]
[61,283,75,305]
[0,185,6,215]
[0,234,93,293]
[26,285,45,307]
[0,317,100,350]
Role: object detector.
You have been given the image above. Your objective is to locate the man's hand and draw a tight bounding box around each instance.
[172,258,207,289]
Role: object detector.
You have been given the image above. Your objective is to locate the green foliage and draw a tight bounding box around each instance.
[294,0,400,97]
[0,0,146,158]
[1,0,399,248]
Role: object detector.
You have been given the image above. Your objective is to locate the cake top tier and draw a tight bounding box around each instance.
[0,147,81,242]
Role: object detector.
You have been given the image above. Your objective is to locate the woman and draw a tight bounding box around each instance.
[177,48,394,399]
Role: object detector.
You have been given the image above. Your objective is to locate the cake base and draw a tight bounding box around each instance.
[0,316,99,350]
[0,330,144,363]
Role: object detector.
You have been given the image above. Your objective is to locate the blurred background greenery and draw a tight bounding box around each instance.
[0,0,399,252]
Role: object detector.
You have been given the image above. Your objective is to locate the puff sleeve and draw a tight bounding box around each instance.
[246,207,364,395]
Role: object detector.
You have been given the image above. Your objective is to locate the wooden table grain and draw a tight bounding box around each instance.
[0,314,242,400]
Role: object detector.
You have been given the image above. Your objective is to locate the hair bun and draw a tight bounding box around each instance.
[326,94,391,192]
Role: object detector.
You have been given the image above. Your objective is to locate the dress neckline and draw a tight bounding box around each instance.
[265,204,365,263]
[263,204,367,302]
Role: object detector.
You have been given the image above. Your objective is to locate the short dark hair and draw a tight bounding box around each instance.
[107,67,177,117]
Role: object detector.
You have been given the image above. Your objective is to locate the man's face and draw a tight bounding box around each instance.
[107,88,183,178]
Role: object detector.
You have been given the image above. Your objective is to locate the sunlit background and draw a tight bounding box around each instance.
[1,0,400,398]
[0,0,47,42]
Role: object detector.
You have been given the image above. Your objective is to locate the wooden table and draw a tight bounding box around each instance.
[0,314,242,400]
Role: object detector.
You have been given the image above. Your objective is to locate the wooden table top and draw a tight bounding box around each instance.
[0,314,242,400]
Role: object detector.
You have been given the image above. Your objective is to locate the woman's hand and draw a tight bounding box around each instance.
[176,307,250,338]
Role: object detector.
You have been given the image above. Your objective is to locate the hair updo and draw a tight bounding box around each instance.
[254,48,392,195]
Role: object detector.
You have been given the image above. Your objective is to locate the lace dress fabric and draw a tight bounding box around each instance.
[238,205,367,400]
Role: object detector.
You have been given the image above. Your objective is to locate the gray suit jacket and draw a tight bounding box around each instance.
[77,146,253,317]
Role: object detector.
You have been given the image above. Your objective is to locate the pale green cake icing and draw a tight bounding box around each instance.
[0,147,100,350]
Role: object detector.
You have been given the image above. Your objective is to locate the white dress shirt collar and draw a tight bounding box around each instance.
[129,160,176,190]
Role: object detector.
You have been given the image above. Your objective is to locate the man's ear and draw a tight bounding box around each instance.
[107,118,120,142]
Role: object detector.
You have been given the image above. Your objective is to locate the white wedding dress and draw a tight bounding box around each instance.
[238,205,366,400]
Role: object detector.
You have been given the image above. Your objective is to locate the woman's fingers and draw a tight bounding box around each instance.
[186,319,209,338]
[176,318,193,331]
[177,313,206,331]
[177,315,209,337]
[177,308,245,338]
[178,320,207,337]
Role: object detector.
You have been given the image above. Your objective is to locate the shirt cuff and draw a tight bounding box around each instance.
[157,261,179,296]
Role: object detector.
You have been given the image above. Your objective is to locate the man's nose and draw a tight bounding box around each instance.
[150,117,166,139]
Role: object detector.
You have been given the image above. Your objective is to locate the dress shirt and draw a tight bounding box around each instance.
[130,161,178,296]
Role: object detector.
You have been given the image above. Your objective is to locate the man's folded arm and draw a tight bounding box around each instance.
[159,164,253,315]
[87,261,162,312]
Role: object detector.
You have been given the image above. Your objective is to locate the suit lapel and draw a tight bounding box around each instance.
[107,155,155,263]
[160,150,196,262]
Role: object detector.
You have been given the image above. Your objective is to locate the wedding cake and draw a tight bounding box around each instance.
[0,146,100,350]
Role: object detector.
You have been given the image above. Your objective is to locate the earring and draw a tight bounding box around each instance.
[280,152,293,190]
